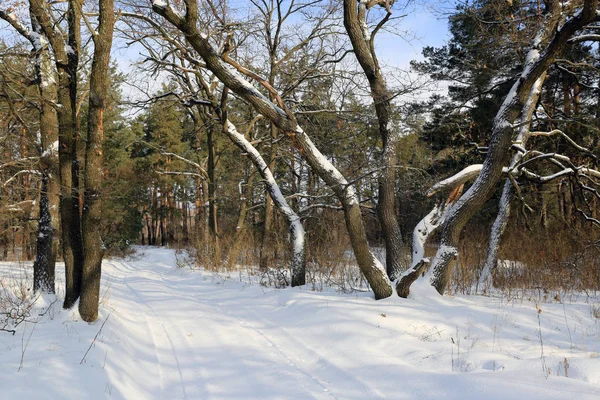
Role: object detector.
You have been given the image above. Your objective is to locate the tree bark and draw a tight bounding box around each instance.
[79,0,114,322]
[343,0,404,280]
[418,1,599,296]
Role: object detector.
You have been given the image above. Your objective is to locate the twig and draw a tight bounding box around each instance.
[80,313,112,364]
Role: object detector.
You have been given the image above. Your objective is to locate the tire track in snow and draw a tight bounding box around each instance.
[102,260,165,399]
[148,273,383,400]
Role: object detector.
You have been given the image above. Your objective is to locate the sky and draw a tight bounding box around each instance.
[0,1,452,101]
[111,1,452,102]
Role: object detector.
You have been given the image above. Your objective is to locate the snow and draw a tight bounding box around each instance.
[41,140,59,158]
[152,0,167,8]
[411,205,444,267]
[427,164,483,196]
[1,247,600,399]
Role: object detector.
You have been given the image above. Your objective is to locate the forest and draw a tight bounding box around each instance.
[1,0,600,321]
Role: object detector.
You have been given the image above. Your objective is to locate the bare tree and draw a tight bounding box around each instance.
[401,0,600,296]
[152,0,393,298]
[120,3,308,284]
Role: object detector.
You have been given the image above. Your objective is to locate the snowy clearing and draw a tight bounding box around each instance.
[1,247,600,399]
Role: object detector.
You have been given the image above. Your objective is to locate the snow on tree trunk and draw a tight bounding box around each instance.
[405,0,599,296]
[343,0,404,280]
[479,73,547,293]
[396,204,446,297]
[224,121,306,287]
[152,0,393,299]
[0,7,61,294]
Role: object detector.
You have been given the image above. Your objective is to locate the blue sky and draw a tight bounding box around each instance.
[376,8,450,69]
[1,1,451,100]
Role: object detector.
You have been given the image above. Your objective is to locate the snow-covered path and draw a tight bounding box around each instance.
[1,247,600,399]
[106,250,384,399]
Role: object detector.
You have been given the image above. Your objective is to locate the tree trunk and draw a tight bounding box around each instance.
[79,0,114,322]
[227,168,256,269]
[259,124,277,271]
[29,13,59,293]
[153,1,392,298]
[479,71,548,292]
[342,0,404,280]
[207,125,220,263]
[224,120,306,286]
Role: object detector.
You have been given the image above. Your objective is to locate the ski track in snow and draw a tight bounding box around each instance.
[2,247,600,400]
[119,262,338,400]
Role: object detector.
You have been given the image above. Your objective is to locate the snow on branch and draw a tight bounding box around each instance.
[0,200,35,215]
[426,164,483,196]
[520,165,600,184]
[568,34,600,43]
[0,9,33,43]
[2,170,42,187]
[528,129,594,156]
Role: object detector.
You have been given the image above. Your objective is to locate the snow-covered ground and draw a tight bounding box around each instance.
[1,247,599,399]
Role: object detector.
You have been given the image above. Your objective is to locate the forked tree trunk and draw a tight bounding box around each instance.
[343,0,404,280]
[28,0,85,308]
[410,1,599,296]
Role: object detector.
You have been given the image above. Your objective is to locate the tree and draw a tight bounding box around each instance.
[402,0,600,296]
[151,0,393,298]
[343,0,406,280]
[79,0,115,322]
[0,7,60,293]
